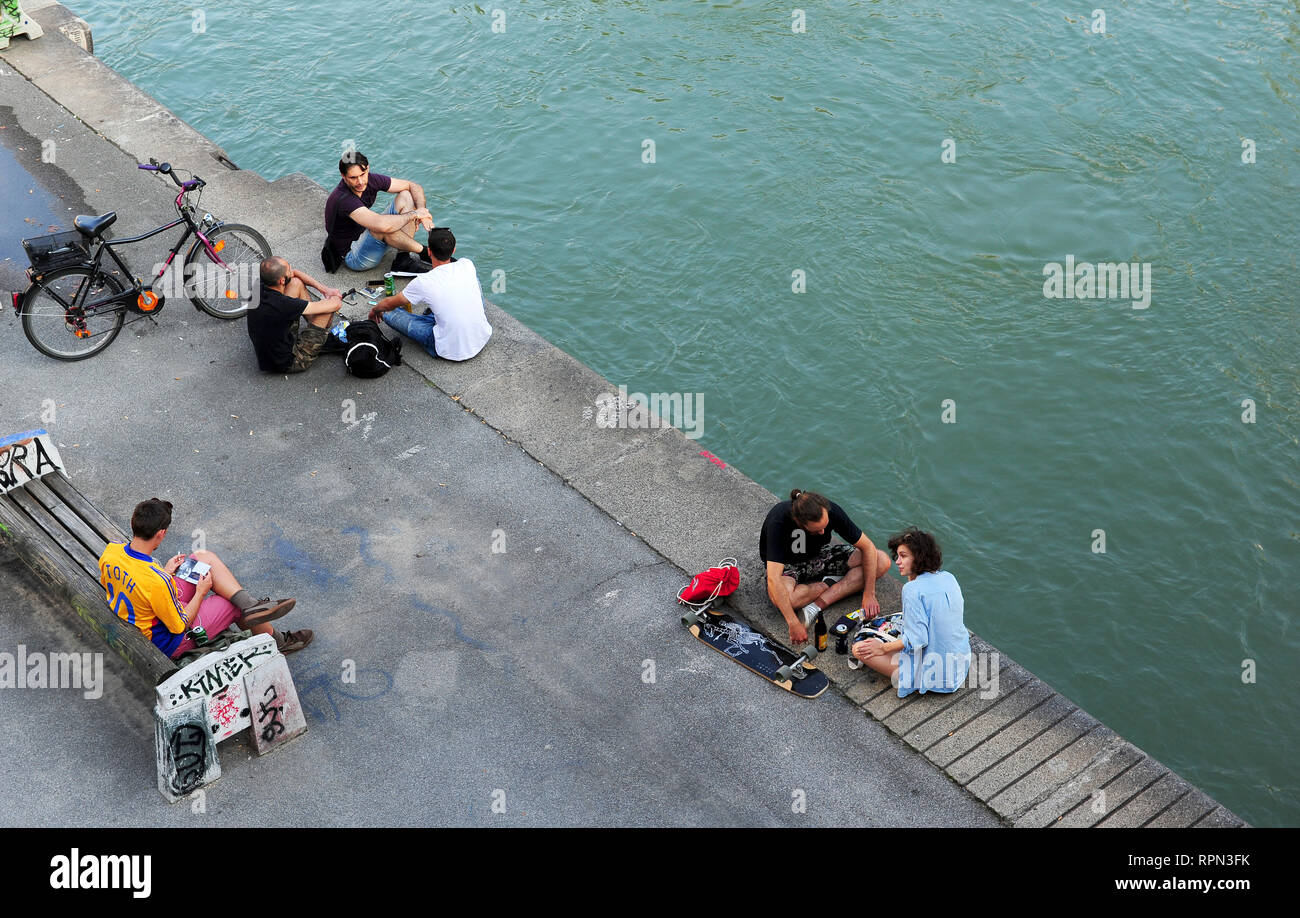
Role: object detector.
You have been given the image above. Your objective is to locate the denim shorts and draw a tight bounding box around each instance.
[344,200,399,271]
[381,307,439,358]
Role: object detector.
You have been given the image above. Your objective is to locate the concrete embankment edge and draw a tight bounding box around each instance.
[0,5,1247,828]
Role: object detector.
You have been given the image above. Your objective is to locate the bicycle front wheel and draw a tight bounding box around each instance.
[20,267,127,361]
[184,222,271,319]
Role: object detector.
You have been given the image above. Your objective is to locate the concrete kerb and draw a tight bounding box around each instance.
[1017,739,1145,828]
[990,725,1126,821]
[1,9,1248,828]
[1054,755,1171,828]
[1146,788,1222,829]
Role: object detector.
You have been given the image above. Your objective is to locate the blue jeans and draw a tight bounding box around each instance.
[344,200,398,271]
[381,307,439,358]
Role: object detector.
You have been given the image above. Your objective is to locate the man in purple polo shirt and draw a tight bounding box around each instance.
[323,151,436,273]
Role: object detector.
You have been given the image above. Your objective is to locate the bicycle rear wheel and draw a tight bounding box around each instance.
[184,222,271,319]
[20,267,127,361]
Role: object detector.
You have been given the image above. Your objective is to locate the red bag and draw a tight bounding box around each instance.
[677,558,739,610]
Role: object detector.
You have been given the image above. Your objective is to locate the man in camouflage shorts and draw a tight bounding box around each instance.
[247,256,344,373]
[782,542,857,584]
[760,489,892,646]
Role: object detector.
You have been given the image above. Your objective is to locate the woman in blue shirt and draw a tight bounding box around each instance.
[852,528,971,697]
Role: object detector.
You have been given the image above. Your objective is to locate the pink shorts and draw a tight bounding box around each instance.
[170,563,243,657]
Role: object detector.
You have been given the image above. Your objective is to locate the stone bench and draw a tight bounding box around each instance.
[0,429,307,801]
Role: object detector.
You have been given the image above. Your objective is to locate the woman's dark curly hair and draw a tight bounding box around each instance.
[887,527,942,575]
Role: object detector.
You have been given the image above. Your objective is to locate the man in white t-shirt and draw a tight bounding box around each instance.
[366,228,492,361]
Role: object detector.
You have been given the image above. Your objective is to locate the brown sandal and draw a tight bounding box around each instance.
[239,598,296,628]
[276,629,314,653]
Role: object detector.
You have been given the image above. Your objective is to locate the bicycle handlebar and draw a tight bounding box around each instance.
[138,159,205,192]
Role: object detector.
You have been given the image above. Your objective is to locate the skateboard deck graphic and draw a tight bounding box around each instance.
[681,605,829,698]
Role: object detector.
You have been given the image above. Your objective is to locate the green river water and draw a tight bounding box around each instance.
[75,0,1298,825]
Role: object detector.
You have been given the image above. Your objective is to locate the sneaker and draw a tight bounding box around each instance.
[238,598,295,628]
[821,574,843,586]
[391,252,430,274]
[801,602,822,628]
[276,629,314,653]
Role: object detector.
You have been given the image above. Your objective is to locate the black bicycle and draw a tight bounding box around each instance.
[12,159,271,360]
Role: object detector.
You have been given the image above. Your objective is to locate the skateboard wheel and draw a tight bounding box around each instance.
[803,644,819,662]
[681,612,701,626]
[775,665,792,682]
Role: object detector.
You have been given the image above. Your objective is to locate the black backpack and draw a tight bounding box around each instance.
[341,319,402,378]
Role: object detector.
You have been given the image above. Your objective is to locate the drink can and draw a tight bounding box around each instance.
[189,626,209,647]
[384,273,395,297]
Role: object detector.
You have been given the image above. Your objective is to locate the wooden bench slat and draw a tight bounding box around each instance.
[6,487,101,580]
[23,476,111,561]
[44,473,129,545]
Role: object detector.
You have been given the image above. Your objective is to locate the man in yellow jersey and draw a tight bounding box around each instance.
[98,498,314,657]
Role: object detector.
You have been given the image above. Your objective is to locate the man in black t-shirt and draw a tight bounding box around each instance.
[247,257,344,374]
[324,151,434,273]
[759,489,892,646]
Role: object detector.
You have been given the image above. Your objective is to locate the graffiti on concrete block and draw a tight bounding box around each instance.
[257,683,285,742]
[162,639,275,708]
[210,688,244,732]
[0,1,45,46]
[169,723,208,796]
[244,656,308,755]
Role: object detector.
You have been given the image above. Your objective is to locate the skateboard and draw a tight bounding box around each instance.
[681,602,829,698]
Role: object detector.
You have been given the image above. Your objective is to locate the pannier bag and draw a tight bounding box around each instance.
[22,231,90,274]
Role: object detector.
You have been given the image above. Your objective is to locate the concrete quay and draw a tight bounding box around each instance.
[0,4,1245,827]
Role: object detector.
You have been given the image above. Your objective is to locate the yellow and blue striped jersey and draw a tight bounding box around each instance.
[97,542,188,657]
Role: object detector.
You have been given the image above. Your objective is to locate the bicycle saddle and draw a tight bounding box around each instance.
[73,212,117,237]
